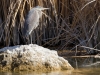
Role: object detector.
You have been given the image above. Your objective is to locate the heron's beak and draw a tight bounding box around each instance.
[42,8,49,10]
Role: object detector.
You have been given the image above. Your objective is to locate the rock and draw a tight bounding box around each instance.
[0,44,73,72]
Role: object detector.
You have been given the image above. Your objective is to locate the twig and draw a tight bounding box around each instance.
[76,45,100,54]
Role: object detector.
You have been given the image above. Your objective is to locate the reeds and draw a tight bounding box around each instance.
[0,0,100,53]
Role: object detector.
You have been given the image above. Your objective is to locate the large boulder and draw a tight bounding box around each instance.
[0,44,73,72]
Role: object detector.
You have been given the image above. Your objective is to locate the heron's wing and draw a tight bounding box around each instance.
[23,9,40,37]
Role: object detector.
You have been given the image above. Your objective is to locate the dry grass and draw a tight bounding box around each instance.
[0,0,100,53]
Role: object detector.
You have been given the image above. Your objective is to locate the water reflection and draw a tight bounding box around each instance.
[67,57,100,75]
[67,57,100,68]
[0,70,73,75]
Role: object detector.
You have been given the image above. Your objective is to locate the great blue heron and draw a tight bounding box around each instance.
[23,6,49,43]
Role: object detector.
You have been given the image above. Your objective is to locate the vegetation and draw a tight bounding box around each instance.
[0,0,100,54]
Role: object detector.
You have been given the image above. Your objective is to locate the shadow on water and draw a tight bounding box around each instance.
[1,57,100,75]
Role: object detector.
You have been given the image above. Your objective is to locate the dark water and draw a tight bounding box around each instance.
[0,57,100,75]
[67,57,100,75]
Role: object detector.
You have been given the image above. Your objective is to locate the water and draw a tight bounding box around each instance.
[0,57,100,75]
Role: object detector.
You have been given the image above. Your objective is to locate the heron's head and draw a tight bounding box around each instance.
[34,6,49,11]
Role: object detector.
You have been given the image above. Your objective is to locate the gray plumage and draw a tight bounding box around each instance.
[23,6,49,37]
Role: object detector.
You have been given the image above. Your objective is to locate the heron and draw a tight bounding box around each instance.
[23,6,49,43]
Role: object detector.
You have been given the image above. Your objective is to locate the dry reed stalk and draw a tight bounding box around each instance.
[0,0,100,54]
